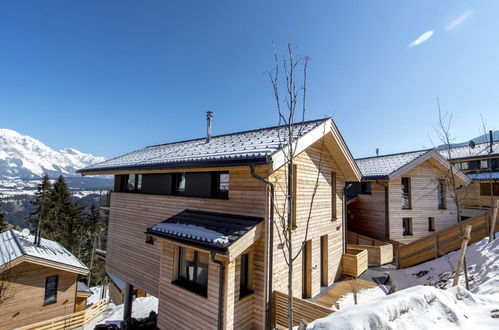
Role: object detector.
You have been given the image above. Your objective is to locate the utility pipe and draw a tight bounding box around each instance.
[211,252,225,330]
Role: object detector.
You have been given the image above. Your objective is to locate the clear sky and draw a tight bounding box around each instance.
[1,1,498,159]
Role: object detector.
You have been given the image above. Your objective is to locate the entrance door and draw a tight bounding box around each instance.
[320,235,328,286]
[302,240,312,298]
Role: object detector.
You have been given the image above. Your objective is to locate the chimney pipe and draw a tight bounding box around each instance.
[376,148,379,157]
[206,111,213,143]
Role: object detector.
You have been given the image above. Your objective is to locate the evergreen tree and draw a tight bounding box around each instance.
[0,206,8,233]
[29,174,52,235]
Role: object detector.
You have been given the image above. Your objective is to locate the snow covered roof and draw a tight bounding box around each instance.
[107,272,127,291]
[77,281,93,293]
[147,209,264,252]
[356,150,431,180]
[467,171,499,181]
[78,119,327,174]
[438,141,499,160]
[0,230,89,274]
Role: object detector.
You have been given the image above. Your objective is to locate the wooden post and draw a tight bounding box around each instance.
[489,200,499,242]
[452,225,472,287]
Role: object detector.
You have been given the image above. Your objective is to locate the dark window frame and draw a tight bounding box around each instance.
[239,253,253,298]
[428,217,435,232]
[173,247,208,297]
[44,275,58,305]
[402,218,413,236]
[401,177,412,209]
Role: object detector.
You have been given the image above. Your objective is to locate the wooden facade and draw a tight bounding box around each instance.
[102,124,361,329]
[0,262,79,329]
[348,157,469,244]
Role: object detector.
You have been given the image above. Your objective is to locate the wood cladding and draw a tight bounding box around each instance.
[0,262,77,329]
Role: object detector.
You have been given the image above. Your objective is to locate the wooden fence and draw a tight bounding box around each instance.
[397,211,497,269]
[273,291,333,328]
[17,299,107,330]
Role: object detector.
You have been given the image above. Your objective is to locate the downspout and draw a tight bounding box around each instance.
[343,183,352,253]
[376,180,389,239]
[249,164,274,330]
[211,252,225,330]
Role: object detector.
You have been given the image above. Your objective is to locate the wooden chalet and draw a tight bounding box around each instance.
[347,149,471,244]
[78,117,362,329]
[0,229,89,329]
[107,272,148,305]
[440,141,499,212]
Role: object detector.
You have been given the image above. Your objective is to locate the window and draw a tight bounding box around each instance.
[173,173,186,195]
[361,182,372,194]
[428,217,435,232]
[402,218,412,236]
[437,179,446,209]
[331,171,337,220]
[125,174,142,192]
[174,247,208,296]
[127,174,135,191]
[44,275,58,305]
[292,164,297,228]
[213,172,229,198]
[239,253,253,298]
[401,177,411,209]
[480,183,499,196]
[461,162,469,170]
[479,160,488,170]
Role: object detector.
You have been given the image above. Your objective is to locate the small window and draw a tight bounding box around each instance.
[213,172,229,198]
[437,179,446,209]
[331,171,337,220]
[174,247,208,296]
[127,174,135,191]
[44,275,58,305]
[402,218,412,236]
[480,183,499,196]
[361,182,372,194]
[401,177,411,209]
[125,174,142,192]
[461,162,469,170]
[479,160,488,170]
[428,217,435,232]
[239,253,253,298]
[173,173,186,195]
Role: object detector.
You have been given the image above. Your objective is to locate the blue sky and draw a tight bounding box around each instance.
[1,1,498,159]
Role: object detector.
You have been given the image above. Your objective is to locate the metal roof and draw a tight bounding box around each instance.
[0,229,88,272]
[79,118,327,174]
[467,171,499,181]
[438,141,499,160]
[355,150,431,180]
[146,209,264,252]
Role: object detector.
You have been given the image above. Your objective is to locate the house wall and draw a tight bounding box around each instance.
[347,181,388,239]
[270,141,345,299]
[0,262,77,329]
[388,159,459,244]
[460,180,499,209]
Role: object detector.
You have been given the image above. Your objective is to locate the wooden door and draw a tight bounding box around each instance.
[320,235,328,286]
[302,240,312,298]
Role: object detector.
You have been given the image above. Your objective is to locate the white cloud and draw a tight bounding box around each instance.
[446,10,473,31]
[408,30,434,47]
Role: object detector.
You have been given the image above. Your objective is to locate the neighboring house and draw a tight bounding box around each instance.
[347,149,471,244]
[78,117,361,329]
[76,281,93,312]
[107,272,148,305]
[0,230,89,329]
[439,141,499,211]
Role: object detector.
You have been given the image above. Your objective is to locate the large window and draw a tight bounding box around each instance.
[239,253,253,298]
[401,177,411,209]
[174,247,209,296]
[331,171,337,220]
[480,183,499,196]
[437,179,446,209]
[44,275,58,305]
[402,218,412,236]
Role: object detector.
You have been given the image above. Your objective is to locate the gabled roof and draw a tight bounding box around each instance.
[78,118,362,181]
[438,141,499,160]
[0,230,89,275]
[147,209,264,259]
[356,149,471,184]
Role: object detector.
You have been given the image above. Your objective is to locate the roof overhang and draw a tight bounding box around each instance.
[387,150,472,185]
[1,255,89,275]
[270,119,362,181]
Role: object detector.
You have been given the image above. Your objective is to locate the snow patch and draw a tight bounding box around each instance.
[151,223,229,245]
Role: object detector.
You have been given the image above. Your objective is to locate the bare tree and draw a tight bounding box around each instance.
[0,250,14,306]
[268,41,327,328]
[479,116,497,240]
[348,277,359,305]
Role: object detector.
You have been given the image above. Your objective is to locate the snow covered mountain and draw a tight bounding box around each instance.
[0,128,105,179]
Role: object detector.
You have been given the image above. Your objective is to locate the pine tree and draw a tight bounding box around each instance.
[29,174,52,236]
[0,206,8,233]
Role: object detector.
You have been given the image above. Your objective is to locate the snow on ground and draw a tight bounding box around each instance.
[308,238,499,329]
[87,285,109,306]
[332,285,389,311]
[84,296,158,329]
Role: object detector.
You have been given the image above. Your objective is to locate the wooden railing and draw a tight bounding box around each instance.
[273,291,333,328]
[17,299,107,330]
[397,211,497,269]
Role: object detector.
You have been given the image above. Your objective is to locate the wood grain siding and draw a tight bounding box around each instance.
[460,181,499,209]
[347,181,388,239]
[0,262,77,329]
[106,166,268,298]
[270,141,345,299]
[388,159,459,244]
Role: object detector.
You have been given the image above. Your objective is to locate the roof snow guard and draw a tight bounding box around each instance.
[146,209,264,253]
[0,229,89,274]
[78,119,327,174]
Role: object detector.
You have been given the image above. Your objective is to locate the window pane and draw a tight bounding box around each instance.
[219,173,229,193]
[401,178,411,209]
[127,175,135,191]
[438,179,446,209]
[403,218,412,236]
[136,174,142,191]
[196,252,209,286]
[44,275,58,304]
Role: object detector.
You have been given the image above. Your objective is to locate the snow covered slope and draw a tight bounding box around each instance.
[0,128,105,179]
[308,238,499,329]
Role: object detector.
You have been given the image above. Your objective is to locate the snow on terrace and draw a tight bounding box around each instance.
[308,238,499,329]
